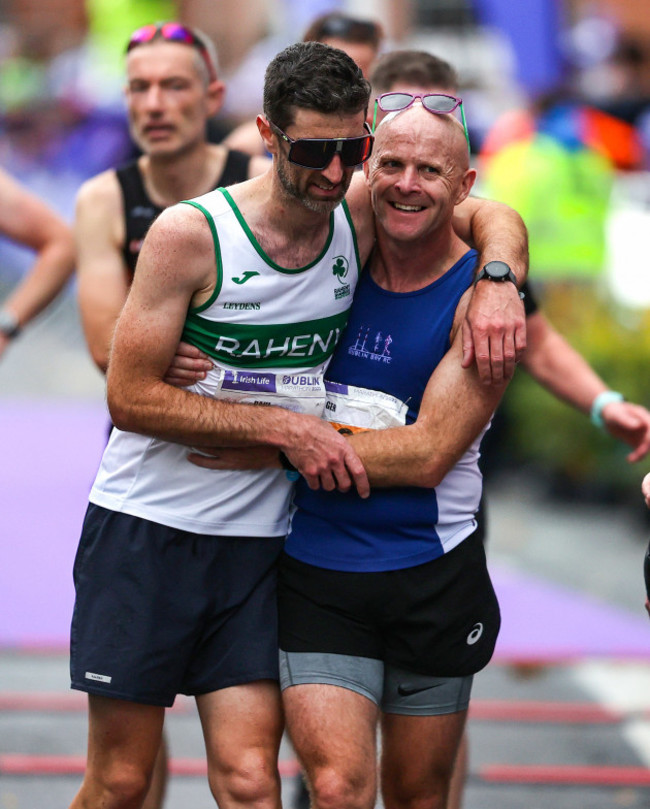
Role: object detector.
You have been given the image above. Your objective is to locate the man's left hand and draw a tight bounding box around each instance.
[462,280,526,384]
[188,445,280,470]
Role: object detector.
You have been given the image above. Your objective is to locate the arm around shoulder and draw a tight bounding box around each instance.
[455,196,529,384]
[453,196,528,285]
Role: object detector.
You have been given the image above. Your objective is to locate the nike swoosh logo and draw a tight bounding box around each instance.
[397,682,442,697]
[232,271,260,285]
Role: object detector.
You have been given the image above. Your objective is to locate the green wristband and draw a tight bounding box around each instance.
[590,391,624,429]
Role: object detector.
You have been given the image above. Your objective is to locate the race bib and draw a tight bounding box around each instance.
[207,368,327,417]
[324,380,408,433]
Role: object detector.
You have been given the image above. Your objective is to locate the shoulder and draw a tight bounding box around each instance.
[75,169,122,215]
[146,201,215,252]
[134,203,218,297]
[74,170,125,248]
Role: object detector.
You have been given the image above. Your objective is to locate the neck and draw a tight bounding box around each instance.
[371,225,469,292]
[230,170,336,269]
[141,142,224,208]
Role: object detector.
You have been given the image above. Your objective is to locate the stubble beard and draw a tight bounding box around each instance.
[276,154,349,215]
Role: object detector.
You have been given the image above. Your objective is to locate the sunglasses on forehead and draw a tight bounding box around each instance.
[372,92,471,151]
[316,16,382,44]
[269,121,374,170]
[126,22,217,82]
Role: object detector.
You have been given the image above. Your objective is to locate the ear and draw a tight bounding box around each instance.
[455,168,477,205]
[257,115,277,157]
[206,80,226,117]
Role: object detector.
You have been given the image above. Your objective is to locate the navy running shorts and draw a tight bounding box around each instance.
[278,530,500,678]
[70,504,284,706]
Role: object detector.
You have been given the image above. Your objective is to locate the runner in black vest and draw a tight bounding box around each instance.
[116,148,253,275]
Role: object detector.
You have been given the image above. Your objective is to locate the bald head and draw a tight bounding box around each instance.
[364,103,476,246]
[373,104,470,172]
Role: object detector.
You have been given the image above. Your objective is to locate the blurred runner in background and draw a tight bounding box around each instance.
[223,10,385,156]
[0,168,75,361]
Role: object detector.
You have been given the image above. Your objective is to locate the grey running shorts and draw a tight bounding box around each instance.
[280,650,473,715]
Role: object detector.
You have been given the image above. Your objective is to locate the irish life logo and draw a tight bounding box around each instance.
[332,255,351,300]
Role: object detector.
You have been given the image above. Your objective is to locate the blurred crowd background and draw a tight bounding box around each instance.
[1,0,650,508]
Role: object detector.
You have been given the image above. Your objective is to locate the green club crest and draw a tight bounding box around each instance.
[332,255,349,281]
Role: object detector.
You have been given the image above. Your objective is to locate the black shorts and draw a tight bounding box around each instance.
[278,530,500,678]
[70,504,284,706]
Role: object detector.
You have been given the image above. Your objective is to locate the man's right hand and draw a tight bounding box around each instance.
[283,416,370,498]
[187,415,370,498]
[462,279,526,384]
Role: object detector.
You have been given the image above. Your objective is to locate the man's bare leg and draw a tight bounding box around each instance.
[283,683,379,809]
[198,680,284,809]
[446,729,468,809]
[141,732,169,809]
[69,695,165,809]
[380,710,467,809]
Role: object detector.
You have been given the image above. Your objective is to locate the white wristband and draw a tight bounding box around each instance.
[0,307,20,339]
[590,391,624,429]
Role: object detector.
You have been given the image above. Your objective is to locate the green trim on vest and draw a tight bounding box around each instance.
[181,200,223,313]
[220,188,335,274]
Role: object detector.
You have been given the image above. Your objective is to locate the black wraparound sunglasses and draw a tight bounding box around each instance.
[269,121,374,170]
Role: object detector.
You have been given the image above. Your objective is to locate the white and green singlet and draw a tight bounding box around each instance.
[89,188,361,537]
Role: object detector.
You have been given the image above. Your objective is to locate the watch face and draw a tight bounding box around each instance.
[484,261,511,279]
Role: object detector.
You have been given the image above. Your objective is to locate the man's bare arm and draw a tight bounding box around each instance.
[107,204,369,496]
[0,169,75,357]
[453,196,528,385]
[75,172,131,373]
[523,310,650,462]
[347,292,508,486]
[190,292,509,487]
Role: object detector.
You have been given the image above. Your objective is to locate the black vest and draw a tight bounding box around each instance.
[115,149,252,275]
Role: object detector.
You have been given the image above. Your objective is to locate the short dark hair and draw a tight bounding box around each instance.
[303,12,384,49]
[370,50,459,96]
[263,41,371,131]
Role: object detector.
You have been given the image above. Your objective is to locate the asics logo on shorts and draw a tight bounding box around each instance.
[466,623,483,645]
